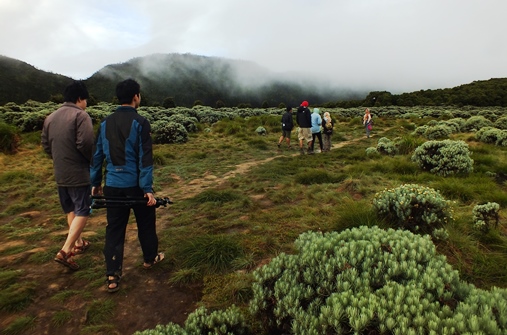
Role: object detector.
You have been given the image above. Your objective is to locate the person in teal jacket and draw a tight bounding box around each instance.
[310,108,323,154]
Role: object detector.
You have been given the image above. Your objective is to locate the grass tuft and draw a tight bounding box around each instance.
[175,234,244,273]
[2,316,36,335]
[191,189,241,205]
[85,299,115,325]
[51,310,72,327]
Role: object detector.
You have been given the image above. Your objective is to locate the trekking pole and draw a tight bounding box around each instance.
[90,196,173,209]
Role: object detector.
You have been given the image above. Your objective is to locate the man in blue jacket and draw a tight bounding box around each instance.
[90,79,164,293]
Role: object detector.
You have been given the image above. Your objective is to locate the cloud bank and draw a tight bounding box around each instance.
[1,0,506,93]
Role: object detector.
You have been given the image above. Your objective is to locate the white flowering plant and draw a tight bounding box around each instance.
[411,139,474,176]
[372,184,453,232]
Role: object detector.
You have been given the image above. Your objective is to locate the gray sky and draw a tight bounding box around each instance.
[1,0,506,93]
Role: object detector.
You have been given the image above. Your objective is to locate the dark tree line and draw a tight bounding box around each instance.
[325,78,507,108]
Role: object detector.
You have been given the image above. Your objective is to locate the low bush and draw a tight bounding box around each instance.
[365,147,379,156]
[167,114,199,133]
[494,116,507,130]
[151,121,188,144]
[250,226,507,334]
[473,202,500,232]
[475,127,507,146]
[424,124,452,140]
[133,306,249,335]
[372,184,453,232]
[0,122,20,154]
[462,115,494,132]
[411,140,474,176]
[376,137,398,156]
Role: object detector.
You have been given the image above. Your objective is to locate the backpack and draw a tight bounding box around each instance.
[325,121,333,130]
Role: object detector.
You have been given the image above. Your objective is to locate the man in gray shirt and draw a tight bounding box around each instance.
[42,81,94,270]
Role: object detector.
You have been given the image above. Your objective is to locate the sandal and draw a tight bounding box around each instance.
[143,252,165,269]
[54,250,79,270]
[106,275,121,293]
[73,239,91,254]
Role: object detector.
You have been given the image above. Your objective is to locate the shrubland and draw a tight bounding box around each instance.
[1,103,507,334]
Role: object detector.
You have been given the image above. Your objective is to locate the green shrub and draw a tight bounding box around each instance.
[448,117,466,131]
[412,125,428,136]
[424,124,452,140]
[19,111,49,132]
[411,140,474,176]
[167,114,198,133]
[462,115,494,132]
[133,306,249,335]
[473,202,500,232]
[475,127,507,146]
[365,147,379,156]
[0,122,20,154]
[376,137,398,156]
[250,226,507,335]
[255,126,267,135]
[151,121,188,144]
[494,116,507,130]
[372,184,453,232]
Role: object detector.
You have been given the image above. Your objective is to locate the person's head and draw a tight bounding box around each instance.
[116,79,141,107]
[365,108,370,114]
[64,81,89,109]
[301,101,309,107]
[286,106,292,112]
[313,108,320,114]
[324,111,330,119]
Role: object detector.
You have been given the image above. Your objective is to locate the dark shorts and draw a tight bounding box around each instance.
[58,186,91,216]
[282,129,291,138]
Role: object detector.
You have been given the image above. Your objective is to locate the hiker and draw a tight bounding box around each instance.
[90,79,164,293]
[310,108,323,154]
[277,106,294,149]
[363,108,373,138]
[42,81,94,270]
[296,100,313,154]
[322,111,335,152]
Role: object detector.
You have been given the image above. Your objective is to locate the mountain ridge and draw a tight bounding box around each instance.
[0,53,506,107]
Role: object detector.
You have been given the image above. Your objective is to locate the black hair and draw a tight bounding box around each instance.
[286,106,292,112]
[63,81,89,103]
[116,79,140,105]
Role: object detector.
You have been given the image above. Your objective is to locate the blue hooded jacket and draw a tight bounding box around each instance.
[311,108,322,134]
[90,106,154,193]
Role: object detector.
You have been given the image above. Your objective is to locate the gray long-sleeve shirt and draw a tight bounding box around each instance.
[41,102,94,187]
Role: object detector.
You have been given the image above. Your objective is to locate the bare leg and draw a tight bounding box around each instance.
[61,213,88,254]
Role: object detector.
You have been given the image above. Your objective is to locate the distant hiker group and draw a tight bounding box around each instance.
[277,100,335,154]
[277,102,375,153]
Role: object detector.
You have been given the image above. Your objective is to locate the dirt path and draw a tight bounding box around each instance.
[170,132,375,200]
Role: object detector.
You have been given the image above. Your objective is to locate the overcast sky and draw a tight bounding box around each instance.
[1,0,506,94]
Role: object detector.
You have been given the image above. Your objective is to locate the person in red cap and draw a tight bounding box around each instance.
[296,101,313,154]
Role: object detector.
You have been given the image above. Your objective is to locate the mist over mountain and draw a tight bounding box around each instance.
[1,53,506,108]
[85,53,365,107]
